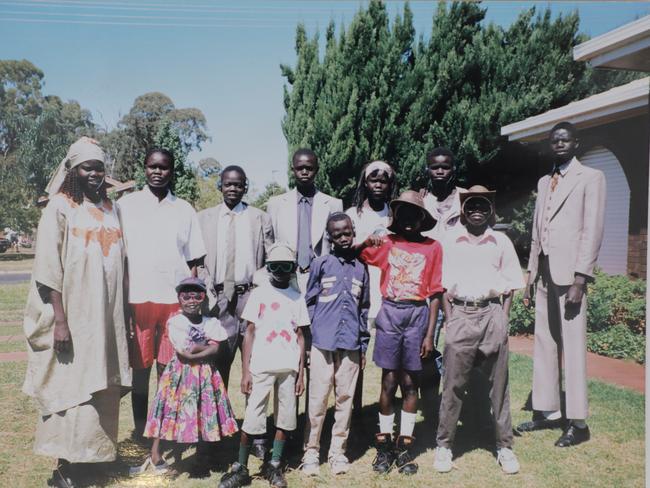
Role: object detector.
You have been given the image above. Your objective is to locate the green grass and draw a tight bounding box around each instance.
[0,257,34,270]
[0,282,644,487]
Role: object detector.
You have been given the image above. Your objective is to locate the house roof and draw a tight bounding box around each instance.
[500,77,649,142]
[573,15,650,72]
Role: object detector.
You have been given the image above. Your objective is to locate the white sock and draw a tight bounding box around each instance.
[400,410,417,437]
[542,410,562,421]
[571,419,587,428]
[378,413,395,434]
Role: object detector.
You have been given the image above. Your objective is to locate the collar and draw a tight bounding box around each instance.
[455,226,497,245]
[362,201,390,216]
[553,157,576,177]
[333,251,356,263]
[143,185,174,204]
[220,201,246,216]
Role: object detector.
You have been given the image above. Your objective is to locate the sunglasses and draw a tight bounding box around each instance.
[267,262,295,273]
[178,291,206,301]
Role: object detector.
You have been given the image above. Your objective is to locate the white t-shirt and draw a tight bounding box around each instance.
[117,186,206,304]
[241,283,310,374]
[167,313,228,353]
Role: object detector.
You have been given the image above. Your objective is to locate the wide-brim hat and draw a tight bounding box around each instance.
[175,277,207,293]
[459,185,496,208]
[387,190,436,233]
[459,185,497,226]
[266,242,296,263]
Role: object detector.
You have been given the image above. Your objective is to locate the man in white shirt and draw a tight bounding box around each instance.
[197,165,274,387]
[266,149,343,292]
[434,185,524,475]
[117,148,206,439]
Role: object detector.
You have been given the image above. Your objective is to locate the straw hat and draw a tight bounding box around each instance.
[388,190,436,232]
[459,185,497,226]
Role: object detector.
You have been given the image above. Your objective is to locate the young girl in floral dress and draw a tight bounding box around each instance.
[132,277,238,475]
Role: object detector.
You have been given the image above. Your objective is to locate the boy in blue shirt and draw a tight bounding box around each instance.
[301,213,370,476]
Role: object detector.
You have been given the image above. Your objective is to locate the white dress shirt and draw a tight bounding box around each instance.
[117,186,206,304]
[214,202,256,285]
[442,226,525,300]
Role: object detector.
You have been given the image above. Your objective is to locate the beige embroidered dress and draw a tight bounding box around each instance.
[22,193,131,462]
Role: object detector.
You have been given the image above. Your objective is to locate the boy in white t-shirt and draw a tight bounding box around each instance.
[219,243,309,488]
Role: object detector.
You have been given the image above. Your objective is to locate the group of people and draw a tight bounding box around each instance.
[22,119,605,488]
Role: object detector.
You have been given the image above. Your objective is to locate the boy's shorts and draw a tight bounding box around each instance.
[373,299,429,371]
[241,371,297,435]
[130,302,180,369]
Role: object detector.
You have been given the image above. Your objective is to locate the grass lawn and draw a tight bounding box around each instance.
[0,257,34,272]
[0,283,644,487]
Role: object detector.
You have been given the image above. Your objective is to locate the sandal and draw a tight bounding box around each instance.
[129,456,171,476]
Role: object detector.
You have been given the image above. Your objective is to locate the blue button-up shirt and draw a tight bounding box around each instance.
[305,253,370,353]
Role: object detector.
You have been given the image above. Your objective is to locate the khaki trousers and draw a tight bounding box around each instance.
[532,255,588,420]
[436,303,513,449]
[303,347,360,458]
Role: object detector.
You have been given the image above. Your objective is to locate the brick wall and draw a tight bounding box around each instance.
[628,227,647,278]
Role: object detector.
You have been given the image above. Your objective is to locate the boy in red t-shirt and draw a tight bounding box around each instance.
[357,190,443,475]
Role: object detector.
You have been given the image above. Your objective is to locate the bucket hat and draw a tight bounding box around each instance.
[388,190,436,232]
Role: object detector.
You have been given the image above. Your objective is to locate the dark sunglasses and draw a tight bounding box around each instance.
[267,262,295,273]
[178,291,206,301]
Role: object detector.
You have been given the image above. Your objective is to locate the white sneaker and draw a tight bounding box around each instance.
[329,453,350,475]
[301,449,320,476]
[433,447,453,473]
[497,447,520,474]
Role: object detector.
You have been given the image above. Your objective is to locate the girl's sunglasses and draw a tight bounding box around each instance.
[266,262,295,273]
[179,291,206,301]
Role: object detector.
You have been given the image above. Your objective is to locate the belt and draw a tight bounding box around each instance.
[451,296,502,308]
[383,297,428,306]
[215,283,252,295]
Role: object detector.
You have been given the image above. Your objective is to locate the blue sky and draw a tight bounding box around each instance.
[1,1,649,193]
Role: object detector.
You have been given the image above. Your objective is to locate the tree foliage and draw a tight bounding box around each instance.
[0,60,96,231]
[250,181,286,211]
[102,92,209,180]
[281,0,641,205]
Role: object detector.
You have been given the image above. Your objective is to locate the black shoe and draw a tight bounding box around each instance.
[555,424,590,447]
[218,463,251,488]
[252,439,267,460]
[372,433,395,474]
[47,468,76,488]
[516,417,564,433]
[263,460,287,488]
[395,435,418,475]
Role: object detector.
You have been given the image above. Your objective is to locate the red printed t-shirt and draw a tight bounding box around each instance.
[360,235,443,301]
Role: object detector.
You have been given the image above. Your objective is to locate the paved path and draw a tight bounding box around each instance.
[0,272,30,284]
[509,335,645,394]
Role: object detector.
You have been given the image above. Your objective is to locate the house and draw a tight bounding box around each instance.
[501,15,650,278]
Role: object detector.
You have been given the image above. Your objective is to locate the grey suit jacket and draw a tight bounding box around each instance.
[197,202,274,308]
[266,188,343,258]
[527,157,606,286]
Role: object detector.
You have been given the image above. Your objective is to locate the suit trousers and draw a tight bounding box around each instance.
[436,303,513,449]
[303,347,360,458]
[532,255,588,420]
[213,288,250,388]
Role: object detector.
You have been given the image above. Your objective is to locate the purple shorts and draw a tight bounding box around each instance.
[373,299,429,371]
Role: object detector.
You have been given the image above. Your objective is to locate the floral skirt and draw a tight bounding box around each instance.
[144,355,239,443]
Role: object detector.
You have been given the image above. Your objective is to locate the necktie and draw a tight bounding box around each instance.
[550,167,561,192]
[297,197,311,270]
[224,212,236,301]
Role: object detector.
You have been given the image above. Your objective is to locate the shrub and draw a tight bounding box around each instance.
[509,270,646,363]
[587,324,645,363]
[508,290,534,335]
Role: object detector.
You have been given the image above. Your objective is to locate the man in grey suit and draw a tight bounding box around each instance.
[266,148,343,291]
[198,165,274,387]
[517,122,606,447]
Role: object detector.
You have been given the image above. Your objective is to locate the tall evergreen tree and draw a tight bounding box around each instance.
[281,0,640,205]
